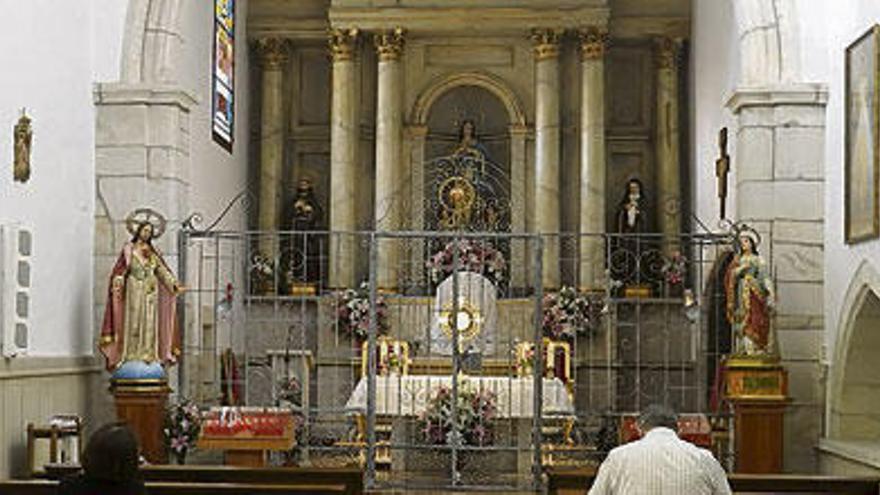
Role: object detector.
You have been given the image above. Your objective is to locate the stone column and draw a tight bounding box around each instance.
[531,29,562,289]
[578,27,609,291]
[406,125,428,287]
[655,37,683,255]
[329,29,360,289]
[255,38,288,257]
[374,28,405,291]
[509,124,529,289]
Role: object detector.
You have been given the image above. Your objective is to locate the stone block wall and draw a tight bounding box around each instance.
[728,84,827,471]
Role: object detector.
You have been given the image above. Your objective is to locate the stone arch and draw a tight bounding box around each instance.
[411,72,527,127]
[732,0,801,86]
[120,0,183,83]
[828,261,880,440]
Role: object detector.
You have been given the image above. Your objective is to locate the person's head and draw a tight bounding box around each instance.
[738,231,759,255]
[621,178,644,205]
[82,423,141,482]
[637,404,678,434]
[459,120,476,140]
[131,222,154,244]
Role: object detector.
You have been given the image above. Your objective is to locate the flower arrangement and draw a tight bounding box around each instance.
[379,346,404,375]
[163,398,201,464]
[662,251,688,286]
[418,379,497,447]
[250,252,275,293]
[332,282,390,341]
[542,286,603,340]
[426,239,506,286]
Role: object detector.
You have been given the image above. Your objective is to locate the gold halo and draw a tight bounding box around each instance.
[125,208,167,239]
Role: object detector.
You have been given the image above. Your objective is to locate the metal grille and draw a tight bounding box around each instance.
[177,228,735,491]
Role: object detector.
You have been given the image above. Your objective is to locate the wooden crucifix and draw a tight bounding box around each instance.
[715,127,730,219]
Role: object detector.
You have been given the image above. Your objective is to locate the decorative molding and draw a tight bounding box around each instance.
[328,6,608,35]
[578,26,609,61]
[530,28,562,61]
[410,71,527,126]
[254,37,290,70]
[93,83,199,111]
[609,16,689,39]
[374,27,406,62]
[725,83,830,114]
[328,28,360,62]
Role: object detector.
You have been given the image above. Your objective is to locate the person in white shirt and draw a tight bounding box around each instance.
[589,404,732,495]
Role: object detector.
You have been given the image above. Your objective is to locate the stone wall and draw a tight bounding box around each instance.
[728,85,827,471]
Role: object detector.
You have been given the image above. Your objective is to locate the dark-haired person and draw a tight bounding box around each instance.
[58,423,147,495]
[589,404,731,495]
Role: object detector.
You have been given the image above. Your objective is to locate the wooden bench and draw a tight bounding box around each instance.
[0,479,346,495]
[546,468,880,495]
[42,464,364,495]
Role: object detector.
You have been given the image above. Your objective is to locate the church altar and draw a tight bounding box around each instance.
[345,375,574,418]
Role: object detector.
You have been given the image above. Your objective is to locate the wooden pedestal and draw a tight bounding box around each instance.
[724,357,788,473]
[111,380,170,464]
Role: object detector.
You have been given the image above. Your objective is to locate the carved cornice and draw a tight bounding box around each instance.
[654,36,682,70]
[578,26,609,61]
[530,28,562,61]
[374,27,406,62]
[254,37,289,70]
[328,28,360,62]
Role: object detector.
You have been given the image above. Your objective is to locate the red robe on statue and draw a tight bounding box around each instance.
[99,243,180,372]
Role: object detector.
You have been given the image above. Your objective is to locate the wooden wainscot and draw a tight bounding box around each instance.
[723,356,789,474]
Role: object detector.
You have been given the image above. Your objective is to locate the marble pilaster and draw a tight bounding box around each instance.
[374,28,406,290]
[531,28,562,289]
[255,38,288,258]
[509,124,529,289]
[329,29,360,289]
[406,125,428,286]
[655,37,683,255]
[578,27,608,291]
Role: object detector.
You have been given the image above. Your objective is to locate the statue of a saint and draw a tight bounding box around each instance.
[724,229,776,356]
[100,209,184,376]
[13,109,32,183]
[288,178,323,288]
[453,120,489,161]
[291,178,322,231]
[612,178,649,289]
[617,178,647,235]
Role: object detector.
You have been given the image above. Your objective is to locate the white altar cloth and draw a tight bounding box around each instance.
[345,375,574,418]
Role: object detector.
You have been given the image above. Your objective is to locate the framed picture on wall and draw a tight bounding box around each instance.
[845,24,880,243]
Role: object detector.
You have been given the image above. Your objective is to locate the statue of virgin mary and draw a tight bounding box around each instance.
[99,209,184,378]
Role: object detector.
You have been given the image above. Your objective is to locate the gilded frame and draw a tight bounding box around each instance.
[845,25,880,244]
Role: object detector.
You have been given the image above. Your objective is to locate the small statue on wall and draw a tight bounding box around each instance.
[612,177,650,293]
[616,177,647,235]
[13,109,32,183]
[724,227,776,357]
[287,178,323,292]
[291,178,322,231]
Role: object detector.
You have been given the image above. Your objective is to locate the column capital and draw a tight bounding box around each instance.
[578,27,609,61]
[406,125,428,139]
[328,28,360,62]
[530,28,562,61]
[254,37,290,70]
[508,124,530,137]
[654,36,683,70]
[374,27,406,62]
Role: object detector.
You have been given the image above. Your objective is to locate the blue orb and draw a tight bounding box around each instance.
[112,361,166,380]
